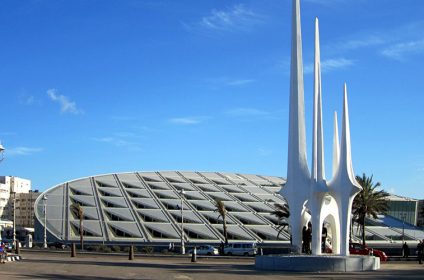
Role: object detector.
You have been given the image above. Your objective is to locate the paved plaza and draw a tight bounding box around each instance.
[0,251,423,280]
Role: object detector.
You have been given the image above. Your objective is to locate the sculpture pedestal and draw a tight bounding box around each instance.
[255,255,380,272]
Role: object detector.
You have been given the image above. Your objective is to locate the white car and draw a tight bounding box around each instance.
[223,243,257,256]
[188,245,219,255]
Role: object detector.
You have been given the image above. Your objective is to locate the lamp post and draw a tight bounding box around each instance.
[400,213,406,243]
[180,189,185,255]
[0,142,5,162]
[43,195,48,249]
[0,143,4,240]
[12,191,16,246]
[12,190,16,244]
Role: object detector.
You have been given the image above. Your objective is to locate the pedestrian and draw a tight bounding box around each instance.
[0,242,5,264]
[301,226,307,253]
[321,226,328,253]
[417,240,423,264]
[306,222,312,254]
[402,242,409,258]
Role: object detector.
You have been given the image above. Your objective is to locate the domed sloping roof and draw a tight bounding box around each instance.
[35,171,289,244]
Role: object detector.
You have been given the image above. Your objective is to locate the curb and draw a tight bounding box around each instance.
[3,254,22,263]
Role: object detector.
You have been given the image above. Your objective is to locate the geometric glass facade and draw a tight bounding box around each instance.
[34,171,289,245]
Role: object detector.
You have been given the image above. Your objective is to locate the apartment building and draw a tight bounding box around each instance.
[0,176,34,225]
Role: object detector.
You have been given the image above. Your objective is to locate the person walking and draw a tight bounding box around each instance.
[306,222,312,254]
[302,226,307,253]
[0,242,5,264]
[402,242,409,258]
[417,240,423,264]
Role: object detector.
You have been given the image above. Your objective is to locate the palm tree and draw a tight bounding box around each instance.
[352,173,389,246]
[214,199,228,245]
[70,203,84,250]
[271,203,290,239]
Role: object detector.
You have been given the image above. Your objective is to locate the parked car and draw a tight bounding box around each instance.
[224,242,257,256]
[188,245,219,255]
[349,242,388,261]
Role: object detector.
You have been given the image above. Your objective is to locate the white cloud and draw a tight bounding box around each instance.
[258,147,273,157]
[387,187,396,194]
[323,35,386,56]
[342,36,385,51]
[304,58,354,74]
[226,79,255,86]
[205,77,256,88]
[47,89,83,114]
[304,0,359,7]
[381,39,424,60]
[92,137,142,152]
[25,95,35,105]
[168,117,207,125]
[198,4,264,32]
[7,147,43,156]
[226,108,270,117]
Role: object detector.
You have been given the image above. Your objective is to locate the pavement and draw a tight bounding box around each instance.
[0,250,423,280]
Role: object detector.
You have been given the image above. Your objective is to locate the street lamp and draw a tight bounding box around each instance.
[180,189,185,255]
[400,213,407,243]
[0,143,4,240]
[12,191,16,246]
[0,142,5,162]
[43,195,48,249]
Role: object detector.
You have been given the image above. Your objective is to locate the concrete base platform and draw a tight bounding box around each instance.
[255,255,380,272]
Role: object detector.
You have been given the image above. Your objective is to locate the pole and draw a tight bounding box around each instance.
[180,190,185,255]
[400,213,406,243]
[12,192,16,246]
[71,242,76,257]
[43,195,48,249]
[129,245,134,260]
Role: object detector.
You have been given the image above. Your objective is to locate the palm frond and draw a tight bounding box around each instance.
[353,173,389,245]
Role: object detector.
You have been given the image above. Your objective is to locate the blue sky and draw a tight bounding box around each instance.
[1,0,423,199]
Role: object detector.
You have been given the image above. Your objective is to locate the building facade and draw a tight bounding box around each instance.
[35,171,288,245]
[0,176,31,221]
[15,191,41,228]
[0,176,38,239]
[386,194,419,226]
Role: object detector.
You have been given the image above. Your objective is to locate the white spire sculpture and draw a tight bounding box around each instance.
[328,84,362,255]
[280,0,361,256]
[280,0,311,252]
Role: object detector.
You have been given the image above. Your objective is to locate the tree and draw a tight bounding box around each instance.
[352,173,389,246]
[70,203,84,250]
[271,203,290,239]
[214,199,228,244]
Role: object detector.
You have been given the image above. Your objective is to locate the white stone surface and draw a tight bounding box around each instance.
[280,0,362,259]
[280,0,310,253]
[255,255,380,272]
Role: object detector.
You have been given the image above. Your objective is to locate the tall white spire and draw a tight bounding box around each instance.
[329,83,362,255]
[312,17,325,183]
[309,16,328,256]
[287,0,309,181]
[280,0,310,253]
[339,83,360,186]
[332,111,340,178]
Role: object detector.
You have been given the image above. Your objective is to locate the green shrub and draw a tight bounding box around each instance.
[141,246,153,254]
[87,246,98,252]
[111,245,121,252]
[97,245,110,253]
[123,246,138,253]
